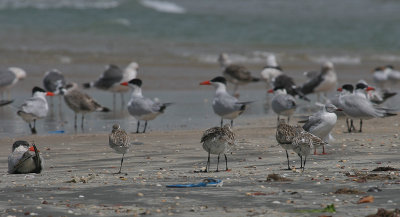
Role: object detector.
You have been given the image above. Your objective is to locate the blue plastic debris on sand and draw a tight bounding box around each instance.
[166,178,223,188]
[48,130,65,134]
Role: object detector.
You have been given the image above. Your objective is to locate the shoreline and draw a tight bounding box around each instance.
[1,115,399,216]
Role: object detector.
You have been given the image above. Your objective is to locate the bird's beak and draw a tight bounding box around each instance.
[46,92,55,96]
[267,89,274,93]
[336,108,343,111]
[366,87,375,91]
[337,87,343,92]
[121,82,128,86]
[29,146,35,151]
[200,80,211,85]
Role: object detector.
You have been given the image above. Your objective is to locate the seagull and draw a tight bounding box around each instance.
[8,141,44,174]
[200,76,252,127]
[275,119,301,170]
[201,124,236,172]
[268,86,297,123]
[372,66,388,88]
[338,84,396,133]
[0,67,26,103]
[300,103,341,154]
[122,78,171,133]
[218,53,259,96]
[260,54,283,88]
[17,87,54,134]
[43,69,66,109]
[109,123,131,174]
[292,128,326,171]
[61,83,110,130]
[300,61,338,101]
[272,74,309,101]
[83,62,139,107]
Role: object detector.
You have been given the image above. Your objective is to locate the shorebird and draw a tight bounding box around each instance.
[200,76,252,127]
[109,124,131,174]
[83,62,139,107]
[61,83,110,130]
[122,78,171,133]
[8,141,44,174]
[17,87,54,134]
[338,84,396,133]
[300,103,340,154]
[260,54,283,89]
[300,61,338,101]
[292,128,326,171]
[218,53,259,96]
[275,119,300,170]
[268,86,297,123]
[0,67,26,103]
[43,69,66,110]
[201,124,236,172]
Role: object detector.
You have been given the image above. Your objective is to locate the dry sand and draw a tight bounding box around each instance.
[0,115,399,217]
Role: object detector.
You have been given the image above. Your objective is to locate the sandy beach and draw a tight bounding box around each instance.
[1,114,399,217]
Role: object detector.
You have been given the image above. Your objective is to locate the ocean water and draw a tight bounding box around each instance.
[0,0,399,137]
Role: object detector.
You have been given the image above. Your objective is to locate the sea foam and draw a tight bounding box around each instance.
[139,0,186,14]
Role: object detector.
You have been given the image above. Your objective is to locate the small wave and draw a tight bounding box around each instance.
[111,18,131,26]
[139,0,186,14]
[370,54,400,62]
[308,55,361,65]
[0,0,122,10]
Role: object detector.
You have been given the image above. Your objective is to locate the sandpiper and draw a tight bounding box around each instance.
[109,124,131,174]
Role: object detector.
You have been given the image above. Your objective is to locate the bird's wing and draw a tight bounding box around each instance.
[95,65,123,89]
[0,70,16,88]
[9,151,34,174]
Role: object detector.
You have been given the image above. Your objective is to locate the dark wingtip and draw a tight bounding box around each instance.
[385,112,397,117]
[252,77,260,82]
[82,83,91,89]
[102,107,111,112]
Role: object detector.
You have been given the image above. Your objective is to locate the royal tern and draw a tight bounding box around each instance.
[122,78,171,133]
[8,141,44,174]
[61,83,110,130]
[357,80,397,105]
[109,123,131,174]
[200,76,252,127]
[201,124,236,172]
[17,87,54,134]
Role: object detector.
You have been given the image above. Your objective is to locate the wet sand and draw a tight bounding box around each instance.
[1,115,399,216]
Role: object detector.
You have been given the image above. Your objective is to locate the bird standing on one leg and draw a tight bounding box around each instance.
[109,124,131,174]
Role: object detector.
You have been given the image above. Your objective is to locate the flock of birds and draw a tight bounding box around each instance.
[3,53,399,174]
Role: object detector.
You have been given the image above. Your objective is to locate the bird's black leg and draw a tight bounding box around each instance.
[220,118,223,127]
[206,152,210,172]
[287,116,290,123]
[299,154,303,169]
[31,120,37,134]
[303,156,307,172]
[143,121,148,133]
[286,150,291,170]
[346,118,351,132]
[116,153,124,174]
[216,154,220,172]
[359,119,363,133]
[74,113,77,130]
[350,119,356,132]
[81,114,85,131]
[224,154,228,171]
[136,121,140,133]
[230,119,233,127]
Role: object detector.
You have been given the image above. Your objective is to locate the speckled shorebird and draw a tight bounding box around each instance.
[201,124,236,172]
[61,83,110,130]
[292,128,327,171]
[275,119,299,170]
[109,124,131,174]
[8,141,44,174]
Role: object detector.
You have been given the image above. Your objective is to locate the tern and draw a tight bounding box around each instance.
[200,76,252,127]
[122,78,171,133]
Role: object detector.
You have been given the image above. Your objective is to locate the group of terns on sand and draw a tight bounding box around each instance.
[4,53,399,174]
